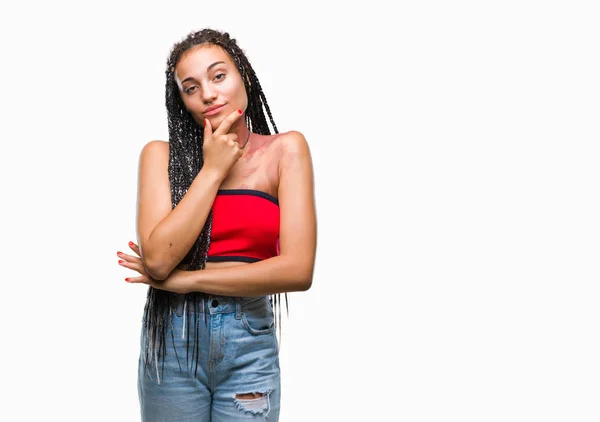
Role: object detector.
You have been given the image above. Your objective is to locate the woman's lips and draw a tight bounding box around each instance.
[204,104,226,116]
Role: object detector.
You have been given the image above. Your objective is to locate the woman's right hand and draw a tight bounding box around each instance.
[202,109,244,180]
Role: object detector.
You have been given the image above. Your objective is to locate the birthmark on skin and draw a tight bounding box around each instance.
[224,133,287,197]
[244,133,283,161]
[238,134,283,180]
[169,242,173,248]
[286,150,302,163]
[241,164,259,180]
[265,142,284,188]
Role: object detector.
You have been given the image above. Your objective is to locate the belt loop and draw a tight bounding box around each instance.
[235,298,242,320]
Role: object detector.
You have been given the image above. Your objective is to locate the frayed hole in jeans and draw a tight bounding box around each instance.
[233,391,271,416]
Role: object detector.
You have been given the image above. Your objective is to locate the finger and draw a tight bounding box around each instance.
[203,117,213,140]
[126,276,166,292]
[117,251,142,264]
[128,241,141,256]
[118,259,145,275]
[213,109,243,137]
[117,251,139,261]
[118,257,142,268]
[230,139,242,150]
[225,133,239,144]
[125,275,151,285]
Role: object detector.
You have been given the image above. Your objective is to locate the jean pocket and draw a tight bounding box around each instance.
[241,299,275,335]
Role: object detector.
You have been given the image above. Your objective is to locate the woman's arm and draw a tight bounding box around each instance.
[136,140,222,280]
[158,131,317,296]
[137,110,245,280]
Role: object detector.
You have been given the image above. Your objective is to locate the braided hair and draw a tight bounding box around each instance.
[141,28,285,382]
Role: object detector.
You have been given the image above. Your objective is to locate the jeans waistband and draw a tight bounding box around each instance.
[168,293,268,318]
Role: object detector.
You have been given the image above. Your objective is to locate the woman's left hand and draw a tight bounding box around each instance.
[117,242,189,293]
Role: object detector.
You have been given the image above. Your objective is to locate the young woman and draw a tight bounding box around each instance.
[115,28,317,421]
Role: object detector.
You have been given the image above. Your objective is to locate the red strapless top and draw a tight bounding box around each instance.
[182,189,280,264]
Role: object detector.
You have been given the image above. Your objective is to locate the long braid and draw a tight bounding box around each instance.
[141,28,287,381]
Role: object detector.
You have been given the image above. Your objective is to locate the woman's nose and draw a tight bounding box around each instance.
[202,87,217,104]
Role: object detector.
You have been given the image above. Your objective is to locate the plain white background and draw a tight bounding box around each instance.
[1,1,599,421]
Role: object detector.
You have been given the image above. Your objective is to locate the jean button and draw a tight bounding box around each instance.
[211,299,219,307]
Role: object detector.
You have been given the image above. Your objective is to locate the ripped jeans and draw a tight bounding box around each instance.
[138,294,281,421]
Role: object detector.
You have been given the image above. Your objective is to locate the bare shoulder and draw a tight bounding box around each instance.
[140,140,169,157]
[278,130,311,158]
[277,131,313,182]
[138,140,170,168]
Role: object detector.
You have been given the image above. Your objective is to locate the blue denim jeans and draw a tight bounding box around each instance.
[138,294,281,421]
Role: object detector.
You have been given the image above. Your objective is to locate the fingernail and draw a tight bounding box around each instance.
[118,260,125,264]
[128,241,134,246]
[204,118,207,125]
[125,278,130,282]
[117,251,123,255]
[238,109,242,114]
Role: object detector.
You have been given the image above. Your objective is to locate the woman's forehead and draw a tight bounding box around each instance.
[177,44,233,74]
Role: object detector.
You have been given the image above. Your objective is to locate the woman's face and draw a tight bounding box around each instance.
[175,44,248,129]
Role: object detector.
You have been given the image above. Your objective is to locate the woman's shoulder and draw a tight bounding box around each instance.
[259,130,310,155]
[138,140,169,166]
[278,130,310,157]
[139,140,169,156]
[142,139,169,151]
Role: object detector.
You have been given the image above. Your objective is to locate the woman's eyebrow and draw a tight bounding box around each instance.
[181,61,227,84]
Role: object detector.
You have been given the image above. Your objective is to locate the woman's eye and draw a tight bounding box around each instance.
[214,73,225,81]
[184,86,197,94]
